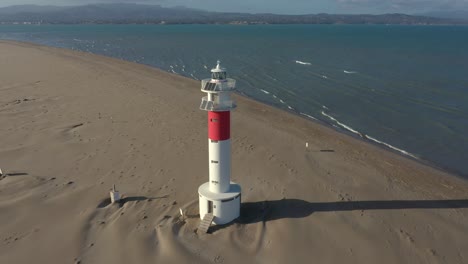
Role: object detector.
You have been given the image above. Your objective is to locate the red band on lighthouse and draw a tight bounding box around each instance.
[208,111,230,141]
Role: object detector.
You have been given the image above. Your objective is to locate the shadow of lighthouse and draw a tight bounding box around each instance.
[236,198,468,224]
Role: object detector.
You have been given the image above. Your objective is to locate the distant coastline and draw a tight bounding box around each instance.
[0,3,467,25]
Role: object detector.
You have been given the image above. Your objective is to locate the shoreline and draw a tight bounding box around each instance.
[2,39,464,180]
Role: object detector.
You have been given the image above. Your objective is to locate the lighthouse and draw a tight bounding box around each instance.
[198,61,241,225]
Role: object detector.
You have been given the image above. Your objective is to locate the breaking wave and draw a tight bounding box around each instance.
[366,135,418,159]
[295,60,311,65]
[321,111,418,159]
[190,73,198,80]
[344,70,357,74]
[321,111,360,135]
[300,112,318,120]
[260,89,270,94]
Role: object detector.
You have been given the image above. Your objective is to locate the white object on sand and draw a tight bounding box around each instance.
[306,142,309,148]
[0,168,3,176]
[110,184,120,203]
[179,208,186,221]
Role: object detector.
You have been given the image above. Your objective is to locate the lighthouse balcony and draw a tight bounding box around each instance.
[201,78,236,93]
[200,96,237,111]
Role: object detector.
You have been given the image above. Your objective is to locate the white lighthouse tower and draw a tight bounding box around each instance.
[198,61,241,225]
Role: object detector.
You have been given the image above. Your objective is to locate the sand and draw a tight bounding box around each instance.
[1,40,468,264]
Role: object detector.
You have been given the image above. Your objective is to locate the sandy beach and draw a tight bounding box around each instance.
[1,40,468,264]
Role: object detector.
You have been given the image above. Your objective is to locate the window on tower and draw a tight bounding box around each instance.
[211,72,226,80]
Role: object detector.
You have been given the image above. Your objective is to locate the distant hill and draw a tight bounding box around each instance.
[0,3,464,25]
[417,10,468,21]
[0,5,66,14]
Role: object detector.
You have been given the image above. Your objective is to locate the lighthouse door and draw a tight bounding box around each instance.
[208,200,213,213]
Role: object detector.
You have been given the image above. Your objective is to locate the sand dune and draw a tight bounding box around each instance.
[1,41,468,264]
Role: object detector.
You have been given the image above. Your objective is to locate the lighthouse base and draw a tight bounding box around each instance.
[198,182,241,225]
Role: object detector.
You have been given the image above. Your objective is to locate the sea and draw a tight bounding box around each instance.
[1,24,467,178]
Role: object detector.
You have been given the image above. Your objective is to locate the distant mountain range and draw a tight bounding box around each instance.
[416,10,468,21]
[0,4,466,25]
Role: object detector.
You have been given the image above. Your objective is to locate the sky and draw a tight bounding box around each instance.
[0,0,467,14]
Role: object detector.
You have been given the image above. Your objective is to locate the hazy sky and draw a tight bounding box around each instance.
[0,0,467,14]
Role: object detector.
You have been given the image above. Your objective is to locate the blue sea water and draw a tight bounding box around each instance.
[1,24,467,177]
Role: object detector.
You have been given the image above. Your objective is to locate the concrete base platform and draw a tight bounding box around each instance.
[198,182,241,225]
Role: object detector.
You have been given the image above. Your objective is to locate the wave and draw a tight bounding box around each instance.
[295,60,311,65]
[321,111,360,135]
[190,73,198,80]
[279,99,285,104]
[322,75,328,79]
[322,105,329,110]
[366,135,418,159]
[344,70,357,74]
[260,89,270,95]
[321,111,418,159]
[300,112,318,120]
[287,105,294,110]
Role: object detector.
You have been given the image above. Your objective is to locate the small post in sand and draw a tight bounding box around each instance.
[110,184,120,204]
[179,208,185,221]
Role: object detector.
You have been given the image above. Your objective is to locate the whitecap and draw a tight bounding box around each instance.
[344,70,357,74]
[260,89,270,95]
[366,135,418,159]
[322,111,418,159]
[295,60,311,65]
[300,113,317,120]
[321,111,360,135]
